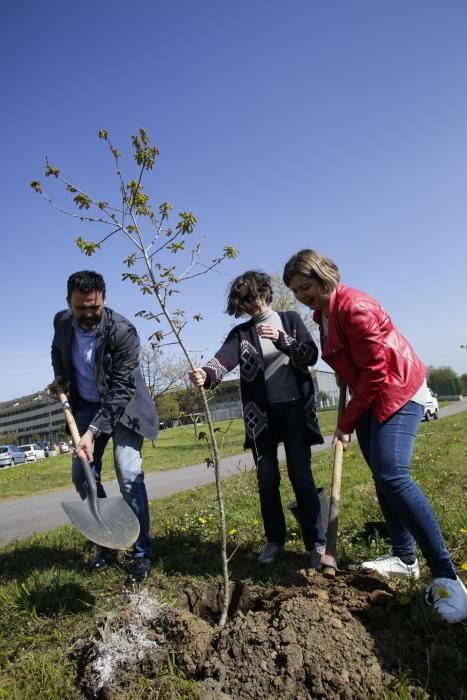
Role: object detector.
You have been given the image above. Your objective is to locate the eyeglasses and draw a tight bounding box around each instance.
[239,292,257,305]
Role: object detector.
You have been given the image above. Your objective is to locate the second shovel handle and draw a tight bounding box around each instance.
[338,383,347,421]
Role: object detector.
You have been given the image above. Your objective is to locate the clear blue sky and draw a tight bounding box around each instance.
[2,0,467,401]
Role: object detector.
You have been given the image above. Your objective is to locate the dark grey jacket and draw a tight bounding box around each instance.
[51,307,158,440]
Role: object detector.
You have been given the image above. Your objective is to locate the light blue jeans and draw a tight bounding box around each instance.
[72,400,152,559]
[356,400,456,579]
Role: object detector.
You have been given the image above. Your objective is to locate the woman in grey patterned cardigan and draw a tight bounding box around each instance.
[189,270,325,568]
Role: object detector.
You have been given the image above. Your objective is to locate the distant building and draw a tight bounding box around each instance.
[208,379,243,420]
[313,370,340,407]
[0,391,65,445]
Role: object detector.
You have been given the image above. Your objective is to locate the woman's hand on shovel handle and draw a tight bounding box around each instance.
[76,431,95,463]
[332,429,351,450]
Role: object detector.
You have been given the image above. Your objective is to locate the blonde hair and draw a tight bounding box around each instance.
[283,249,340,293]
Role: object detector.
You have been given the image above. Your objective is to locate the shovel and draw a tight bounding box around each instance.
[322,384,347,577]
[58,390,140,550]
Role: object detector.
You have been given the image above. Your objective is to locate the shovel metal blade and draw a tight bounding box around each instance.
[61,497,140,550]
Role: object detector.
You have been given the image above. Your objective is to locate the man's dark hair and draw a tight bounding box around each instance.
[226,270,273,318]
[67,271,106,301]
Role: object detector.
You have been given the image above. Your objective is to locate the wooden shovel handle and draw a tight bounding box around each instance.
[322,383,347,577]
[57,391,81,447]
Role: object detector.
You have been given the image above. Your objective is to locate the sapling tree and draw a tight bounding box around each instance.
[31,128,238,626]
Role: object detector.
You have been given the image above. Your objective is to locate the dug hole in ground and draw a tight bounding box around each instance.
[74,566,462,700]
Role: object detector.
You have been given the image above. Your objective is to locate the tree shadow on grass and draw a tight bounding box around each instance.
[0,542,90,582]
[151,531,308,587]
[11,578,95,617]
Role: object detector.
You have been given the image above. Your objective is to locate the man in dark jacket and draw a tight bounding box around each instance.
[51,270,158,583]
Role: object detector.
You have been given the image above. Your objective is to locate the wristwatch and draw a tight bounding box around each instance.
[87,425,101,440]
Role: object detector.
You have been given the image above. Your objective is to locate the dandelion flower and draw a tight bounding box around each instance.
[437,587,449,598]
[461,563,467,571]
[198,516,207,524]
[228,528,237,536]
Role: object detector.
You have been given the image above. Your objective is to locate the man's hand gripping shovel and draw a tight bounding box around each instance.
[321,384,347,577]
[57,389,140,550]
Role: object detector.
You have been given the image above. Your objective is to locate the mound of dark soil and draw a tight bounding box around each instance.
[75,572,462,699]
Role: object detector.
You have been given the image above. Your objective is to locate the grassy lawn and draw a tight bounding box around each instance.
[0,410,339,501]
[0,411,466,698]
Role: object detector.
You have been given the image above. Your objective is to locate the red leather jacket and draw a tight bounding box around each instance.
[314,285,426,434]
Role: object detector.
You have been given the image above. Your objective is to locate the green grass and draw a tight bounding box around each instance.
[0,410,338,501]
[0,411,466,698]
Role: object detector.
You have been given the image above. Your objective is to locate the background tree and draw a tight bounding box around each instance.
[58,427,68,442]
[2,430,17,444]
[140,347,186,443]
[140,346,182,399]
[427,366,461,395]
[173,357,219,437]
[155,392,181,426]
[317,390,329,408]
[459,373,467,396]
[31,128,238,626]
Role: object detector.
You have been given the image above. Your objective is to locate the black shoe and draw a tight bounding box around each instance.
[126,557,152,584]
[89,547,116,572]
[257,542,285,565]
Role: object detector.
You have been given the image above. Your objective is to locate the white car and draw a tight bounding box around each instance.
[18,443,45,461]
[59,442,70,453]
[423,388,439,421]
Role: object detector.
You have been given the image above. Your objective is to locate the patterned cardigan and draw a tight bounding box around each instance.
[202,310,324,449]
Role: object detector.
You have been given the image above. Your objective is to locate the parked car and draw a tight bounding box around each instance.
[59,441,70,454]
[423,388,439,421]
[37,440,50,457]
[18,443,45,461]
[0,445,27,467]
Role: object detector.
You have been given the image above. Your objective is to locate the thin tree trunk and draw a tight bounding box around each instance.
[144,262,230,627]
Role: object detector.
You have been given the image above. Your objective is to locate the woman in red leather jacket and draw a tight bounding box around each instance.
[283,249,467,624]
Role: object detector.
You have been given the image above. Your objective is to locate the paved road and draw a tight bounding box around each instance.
[1,399,466,547]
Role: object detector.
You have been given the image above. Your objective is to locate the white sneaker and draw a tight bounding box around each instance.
[360,554,420,579]
[425,576,467,624]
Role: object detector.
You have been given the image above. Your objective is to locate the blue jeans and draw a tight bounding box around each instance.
[356,400,455,579]
[72,400,152,559]
[252,400,325,551]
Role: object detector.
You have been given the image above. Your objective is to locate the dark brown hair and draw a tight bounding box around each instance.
[226,270,273,318]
